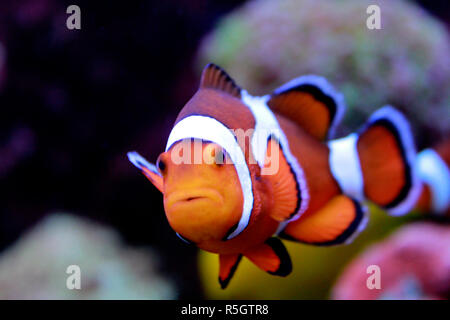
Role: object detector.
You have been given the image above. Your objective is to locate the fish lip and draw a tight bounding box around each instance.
[165,188,224,208]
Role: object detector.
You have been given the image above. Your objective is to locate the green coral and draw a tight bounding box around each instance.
[0,214,174,299]
[198,0,450,145]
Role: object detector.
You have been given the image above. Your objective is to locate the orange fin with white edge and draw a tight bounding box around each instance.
[200,63,241,98]
[416,146,450,214]
[267,75,345,140]
[127,151,163,193]
[356,106,421,216]
[263,138,299,222]
[218,254,242,289]
[243,238,292,276]
[280,195,367,246]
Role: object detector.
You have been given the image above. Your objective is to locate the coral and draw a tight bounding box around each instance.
[198,0,450,145]
[0,214,174,299]
[332,223,450,300]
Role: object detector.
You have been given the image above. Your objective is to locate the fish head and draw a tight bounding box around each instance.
[159,139,244,244]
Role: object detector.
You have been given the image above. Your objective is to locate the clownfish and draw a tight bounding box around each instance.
[128,64,421,289]
[415,140,450,216]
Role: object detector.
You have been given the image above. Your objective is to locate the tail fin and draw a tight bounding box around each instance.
[356,106,421,215]
[416,146,450,214]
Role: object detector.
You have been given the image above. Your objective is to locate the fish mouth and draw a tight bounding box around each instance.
[165,188,224,209]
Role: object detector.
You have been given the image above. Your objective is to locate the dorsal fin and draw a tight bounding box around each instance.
[200,63,241,98]
[267,75,345,141]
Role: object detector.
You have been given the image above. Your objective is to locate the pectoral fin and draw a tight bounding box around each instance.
[127,151,163,193]
[263,138,299,222]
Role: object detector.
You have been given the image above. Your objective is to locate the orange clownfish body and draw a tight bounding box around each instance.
[128,64,422,288]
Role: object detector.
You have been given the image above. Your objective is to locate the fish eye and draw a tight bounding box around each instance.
[203,143,226,166]
[214,147,225,166]
[156,156,166,173]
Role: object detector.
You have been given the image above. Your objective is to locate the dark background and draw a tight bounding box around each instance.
[0,0,448,298]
